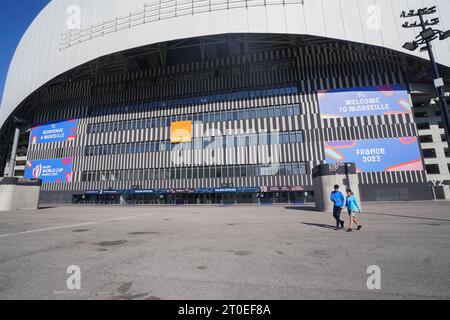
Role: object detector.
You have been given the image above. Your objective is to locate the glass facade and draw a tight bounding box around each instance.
[78,85,307,205]
[85,130,304,156]
[87,103,301,134]
[88,86,299,117]
[81,162,307,182]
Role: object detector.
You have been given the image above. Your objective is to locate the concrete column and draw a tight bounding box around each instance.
[7,128,21,178]
[312,163,361,212]
[445,186,450,200]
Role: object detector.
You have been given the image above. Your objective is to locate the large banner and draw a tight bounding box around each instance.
[25,158,73,183]
[30,119,78,145]
[324,137,423,172]
[318,85,412,119]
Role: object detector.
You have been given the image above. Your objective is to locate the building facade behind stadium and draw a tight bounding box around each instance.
[1,0,450,205]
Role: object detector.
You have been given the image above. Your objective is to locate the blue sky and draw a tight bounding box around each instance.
[0,0,50,103]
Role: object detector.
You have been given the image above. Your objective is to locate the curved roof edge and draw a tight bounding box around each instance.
[2,0,450,130]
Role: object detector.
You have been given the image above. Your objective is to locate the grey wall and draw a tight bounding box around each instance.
[0,185,41,211]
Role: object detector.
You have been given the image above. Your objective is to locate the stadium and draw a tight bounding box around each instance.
[1,0,450,205]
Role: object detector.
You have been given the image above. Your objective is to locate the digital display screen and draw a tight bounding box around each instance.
[318,85,412,119]
[25,158,73,184]
[324,137,423,172]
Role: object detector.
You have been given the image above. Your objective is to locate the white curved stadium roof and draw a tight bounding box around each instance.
[1,0,450,130]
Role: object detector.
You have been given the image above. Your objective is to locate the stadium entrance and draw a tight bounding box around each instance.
[72,188,311,205]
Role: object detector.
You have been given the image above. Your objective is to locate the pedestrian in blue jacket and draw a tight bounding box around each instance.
[345,189,362,232]
[330,185,345,230]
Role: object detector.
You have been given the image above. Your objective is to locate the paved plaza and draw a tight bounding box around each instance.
[0,202,449,300]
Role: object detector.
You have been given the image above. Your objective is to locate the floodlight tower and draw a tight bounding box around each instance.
[401,6,450,149]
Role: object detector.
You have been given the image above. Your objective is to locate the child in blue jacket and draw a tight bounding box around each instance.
[345,189,362,232]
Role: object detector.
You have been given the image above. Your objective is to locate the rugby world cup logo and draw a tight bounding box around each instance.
[33,164,43,179]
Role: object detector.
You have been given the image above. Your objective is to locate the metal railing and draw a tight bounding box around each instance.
[60,0,304,50]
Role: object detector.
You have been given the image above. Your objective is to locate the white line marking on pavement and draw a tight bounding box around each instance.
[0,212,152,239]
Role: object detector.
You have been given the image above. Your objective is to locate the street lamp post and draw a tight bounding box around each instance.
[401,6,450,150]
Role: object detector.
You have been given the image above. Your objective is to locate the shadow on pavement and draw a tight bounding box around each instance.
[287,206,450,222]
[362,212,450,222]
[301,222,337,230]
[285,206,318,212]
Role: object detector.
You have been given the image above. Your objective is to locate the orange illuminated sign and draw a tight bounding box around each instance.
[171,121,193,143]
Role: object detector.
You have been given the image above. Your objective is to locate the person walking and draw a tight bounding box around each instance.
[345,189,362,232]
[330,185,345,230]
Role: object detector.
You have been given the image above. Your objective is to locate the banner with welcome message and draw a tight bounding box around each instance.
[30,119,78,145]
[318,85,412,119]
